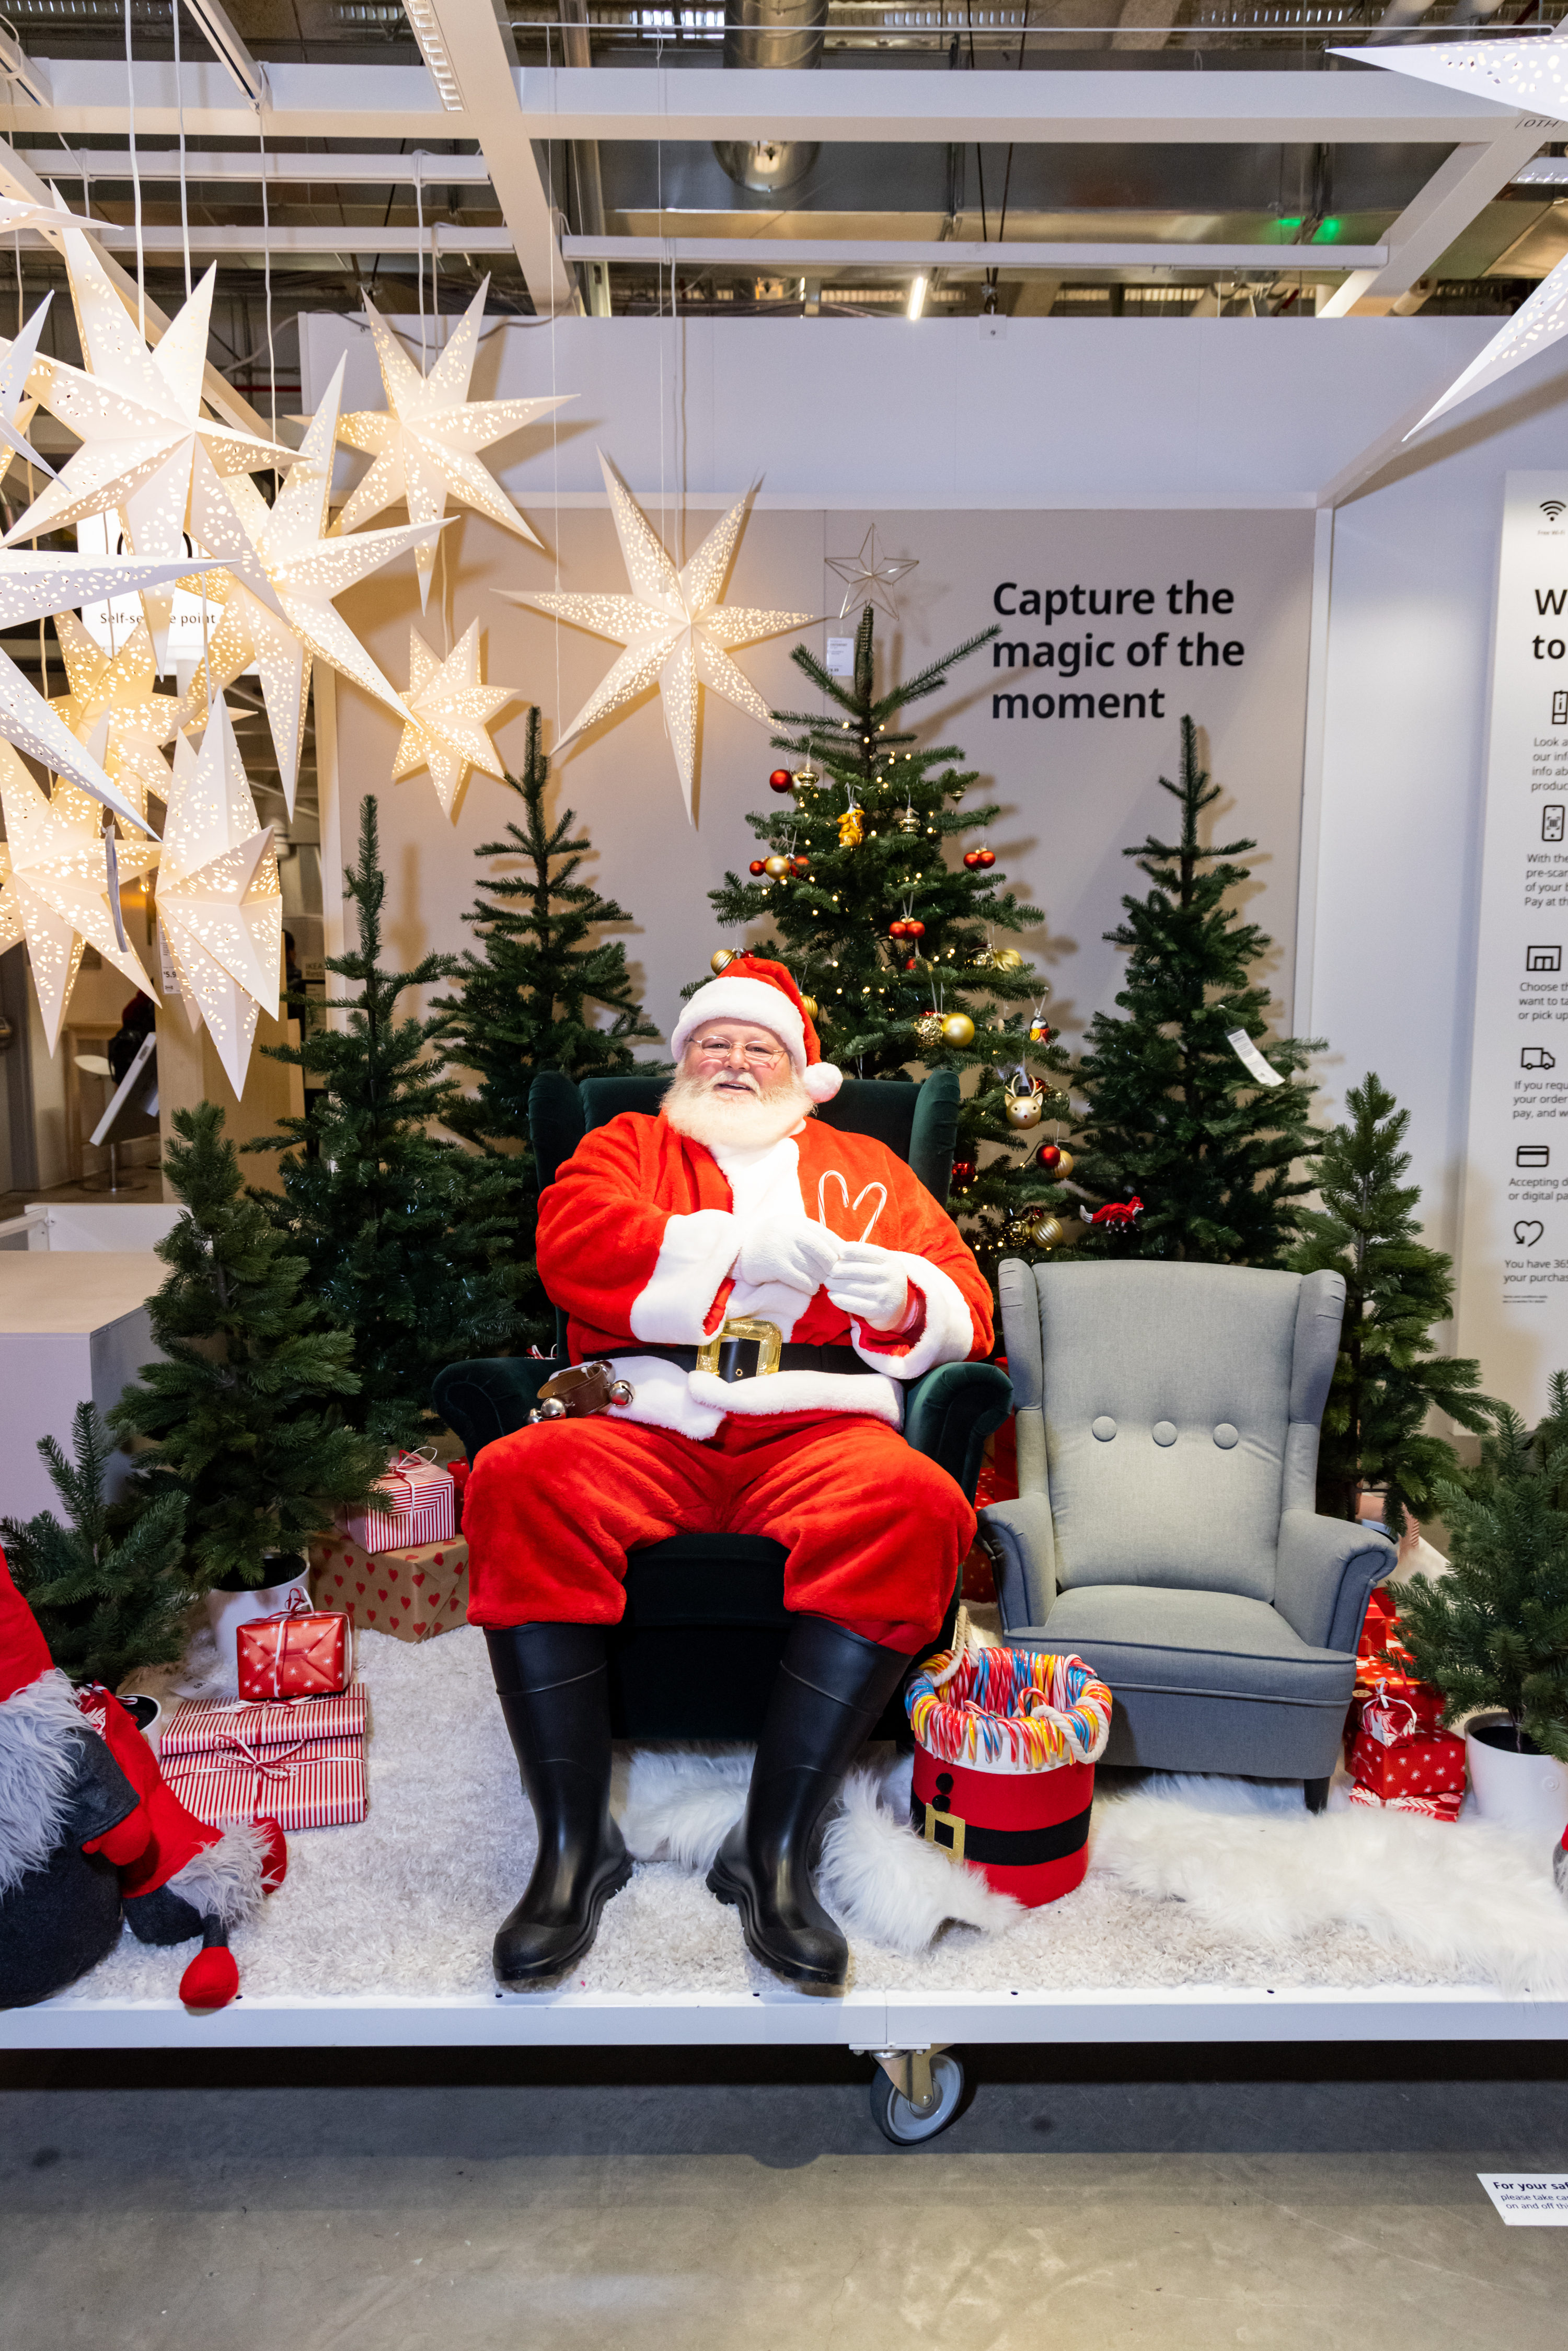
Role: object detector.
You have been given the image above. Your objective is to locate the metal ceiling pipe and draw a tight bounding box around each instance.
[712,0,827,197]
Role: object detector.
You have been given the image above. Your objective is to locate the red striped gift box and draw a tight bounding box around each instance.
[340,1451,455,1555]
[162,1735,367,1831]
[162,1689,368,1758]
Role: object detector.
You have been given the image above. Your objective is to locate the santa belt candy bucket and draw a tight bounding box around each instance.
[906,1642,1113,1909]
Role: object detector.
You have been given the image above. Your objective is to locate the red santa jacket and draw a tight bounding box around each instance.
[536,1111,993,1440]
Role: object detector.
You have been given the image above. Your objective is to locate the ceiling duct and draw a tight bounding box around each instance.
[712,0,826,197]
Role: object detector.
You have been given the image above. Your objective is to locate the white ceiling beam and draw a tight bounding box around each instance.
[1318,123,1548,314]
[0,61,1542,146]
[181,0,266,107]
[0,26,49,110]
[17,147,493,183]
[48,222,515,254]
[0,129,271,436]
[564,234,1390,272]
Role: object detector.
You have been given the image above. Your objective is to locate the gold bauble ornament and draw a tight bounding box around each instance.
[801,995,818,1019]
[711,948,739,974]
[793,764,820,790]
[1030,1215,1066,1250]
[895,808,920,836]
[940,1012,976,1047]
[1054,1149,1075,1179]
[763,854,791,880]
[914,1011,944,1047]
[1005,1218,1035,1249]
[1005,1089,1045,1131]
[993,947,1024,971]
[969,946,998,971]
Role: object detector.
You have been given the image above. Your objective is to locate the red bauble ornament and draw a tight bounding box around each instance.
[963,850,982,870]
[793,856,810,872]
[906,919,926,939]
[1035,1144,1062,1171]
[768,769,793,793]
[952,1157,976,1185]
[889,919,906,938]
[749,860,766,876]
[977,849,996,869]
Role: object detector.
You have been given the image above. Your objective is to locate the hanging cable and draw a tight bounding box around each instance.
[173,0,191,301]
[415,152,427,377]
[124,0,146,340]
[258,89,279,480]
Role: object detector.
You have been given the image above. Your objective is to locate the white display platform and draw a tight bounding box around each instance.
[22,1204,182,1252]
[0,1252,161,1520]
[6,1984,1565,2054]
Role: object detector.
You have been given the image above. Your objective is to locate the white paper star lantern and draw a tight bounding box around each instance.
[0,546,223,834]
[390,620,518,821]
[333,277,571,612]
[0,751,160,1055]
[155,697,282,1096]
[1334,27,1568,118]
[0,295,55,486]
[49,610,181,826]
[499,454,814,821]
[184,356,442,816]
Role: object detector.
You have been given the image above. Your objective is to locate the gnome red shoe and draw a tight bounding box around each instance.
[486,1623,632,1985]
[708,1617,910,1989]
[179,1920,240,2011]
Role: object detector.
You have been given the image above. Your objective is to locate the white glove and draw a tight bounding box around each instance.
[736,1216,843,1295]
[826,1240,914,1333]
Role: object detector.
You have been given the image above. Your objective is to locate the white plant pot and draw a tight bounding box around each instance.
[205,1562,311,1691]
[1466,1714,1568,1841]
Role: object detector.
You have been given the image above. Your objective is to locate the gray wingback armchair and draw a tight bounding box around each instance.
[979,1259,1396,1809]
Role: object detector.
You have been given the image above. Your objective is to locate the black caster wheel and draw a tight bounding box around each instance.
[868,2053,965,2146]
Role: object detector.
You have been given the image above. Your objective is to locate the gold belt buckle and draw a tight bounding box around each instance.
[696,1315,782,1380]
[923,1804,966,1863]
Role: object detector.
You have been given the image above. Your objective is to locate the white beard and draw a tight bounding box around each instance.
[662,1069,813,1153]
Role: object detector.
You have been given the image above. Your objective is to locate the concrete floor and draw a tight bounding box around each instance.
[3,2046,1567,2350]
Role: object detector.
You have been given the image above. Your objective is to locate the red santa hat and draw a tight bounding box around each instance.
[670,955,843,1104]
[0,1548,52,1704]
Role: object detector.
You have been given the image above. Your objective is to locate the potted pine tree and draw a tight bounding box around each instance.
[1397,1382,1568,1839]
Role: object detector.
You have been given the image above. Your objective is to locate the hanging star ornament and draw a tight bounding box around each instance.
[0,294,55,487]
[49,610,182,827]
[390,620,518,821]
[332,276,571,612]
[1333,24,1568,118]
[1403,245,1568,441]
[181,355,442,815]
[155,697,282,1096]
[499,454,813,821]
[0,750,160,1055]
[824,525,919,623]
[0,546,223,834]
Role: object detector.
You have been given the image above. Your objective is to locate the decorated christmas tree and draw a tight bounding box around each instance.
[704,604,1075,1280]
[1071,715,1320,1265]
[111,1102,386,1592]
[260,796,526,1446]
[431,707,662,1348]
[1289,1073,1492,1534]
[2,1405,189,1687]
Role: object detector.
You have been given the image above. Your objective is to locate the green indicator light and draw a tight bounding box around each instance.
[1314,219,1343,241]
[1278,217,1302,229]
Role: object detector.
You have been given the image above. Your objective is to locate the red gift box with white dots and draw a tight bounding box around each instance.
[1350,1721,1467,1802]
[309,1534,468,1644]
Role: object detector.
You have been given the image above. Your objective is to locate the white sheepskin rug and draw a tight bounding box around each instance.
[73,1621,1568,2005]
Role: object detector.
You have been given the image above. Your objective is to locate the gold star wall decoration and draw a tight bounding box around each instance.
[499,453,813,821]
[391,620,518,821]
[0,751,160,1055]
[49,610,181,828]
[333,278,571,611]
[185,355,442,815]
[824,525,918,623]
[156,698,282,1097]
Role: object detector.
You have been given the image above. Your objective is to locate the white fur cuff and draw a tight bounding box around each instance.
[628,1209,742,1344]
[852,1253,978,1380]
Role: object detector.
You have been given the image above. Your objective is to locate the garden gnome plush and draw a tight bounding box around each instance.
[0,1550,284,2009]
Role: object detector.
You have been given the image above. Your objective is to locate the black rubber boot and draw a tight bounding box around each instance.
[707,1617,912,1989]
[486,1624,632,1987]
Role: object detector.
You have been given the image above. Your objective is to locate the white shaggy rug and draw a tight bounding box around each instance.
[79,1622,1568,2005]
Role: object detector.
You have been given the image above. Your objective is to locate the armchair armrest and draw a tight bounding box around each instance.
[902,1359,1012,1500]
[977,1492,1058,1635]
[432,1358,556,1464]
[1274,1509,1396,1652]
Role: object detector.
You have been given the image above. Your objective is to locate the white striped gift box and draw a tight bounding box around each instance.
[340,1452,456,1555]
[163,1735,367,1831]
[162,1689,368,1758]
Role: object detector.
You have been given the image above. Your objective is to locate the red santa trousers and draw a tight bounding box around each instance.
[465,1409,975,1655]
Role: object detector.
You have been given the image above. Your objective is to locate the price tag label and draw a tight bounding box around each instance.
[1227,1028,1285,1088]
[826,637,855,677]
[1478,2174,1568,2226]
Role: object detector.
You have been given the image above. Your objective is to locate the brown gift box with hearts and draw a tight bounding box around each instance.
[308,1532,469,1643]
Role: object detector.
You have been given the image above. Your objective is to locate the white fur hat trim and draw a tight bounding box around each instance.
[670,977,842,1102]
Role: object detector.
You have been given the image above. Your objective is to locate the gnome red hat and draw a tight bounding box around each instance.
[0,1548,52,1704]
[670,955,843,1103]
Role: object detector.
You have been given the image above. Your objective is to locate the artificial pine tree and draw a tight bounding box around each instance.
[431,707,662,1347]
[705,604,1074,1280]
[2,1405,188,1687]
[1072,715,1320,1265]
[110,1102,387,1592]
[1397,1381,1568,1759]
[1289,1073,1492,1534]
[260,795,526,1446]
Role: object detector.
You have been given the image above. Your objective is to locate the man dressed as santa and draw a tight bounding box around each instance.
[465,955,994,1991]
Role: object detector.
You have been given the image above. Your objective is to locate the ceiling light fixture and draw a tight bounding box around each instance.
[402,0,465,112]
[907,274,927,321]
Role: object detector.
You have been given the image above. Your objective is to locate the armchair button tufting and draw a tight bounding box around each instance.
[1091,1415,1117,1442]
[1213,1423,1239,1449]
[1152,1420,1178,1447]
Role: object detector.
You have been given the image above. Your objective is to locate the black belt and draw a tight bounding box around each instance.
[602,1341,877,1385]
[910,1790,1092,1869]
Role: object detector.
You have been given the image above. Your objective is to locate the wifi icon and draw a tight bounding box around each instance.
[1542,500,1566,521]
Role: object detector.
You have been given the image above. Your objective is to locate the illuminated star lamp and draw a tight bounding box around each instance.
[0,752,161,1055]
[49,610,182,827]
[498,453,814,821]
[1332,24,1568,117]
[155,698,282,1097]
[333,276,572,612]
[391,620,519,822]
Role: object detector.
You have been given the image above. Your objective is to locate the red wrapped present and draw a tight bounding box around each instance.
[340,1448,456,1555]
[309,1533,468,1642]
[1351,1718,1466,1804]
[236,1588,349,1702]
[1348,1784,1463,1824]
[160,1691,368,1830]
[162,1689,367,1757]
[1344,1669,1445,1763]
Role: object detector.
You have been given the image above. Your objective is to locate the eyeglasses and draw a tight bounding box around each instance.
[691,1036,785,1068]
